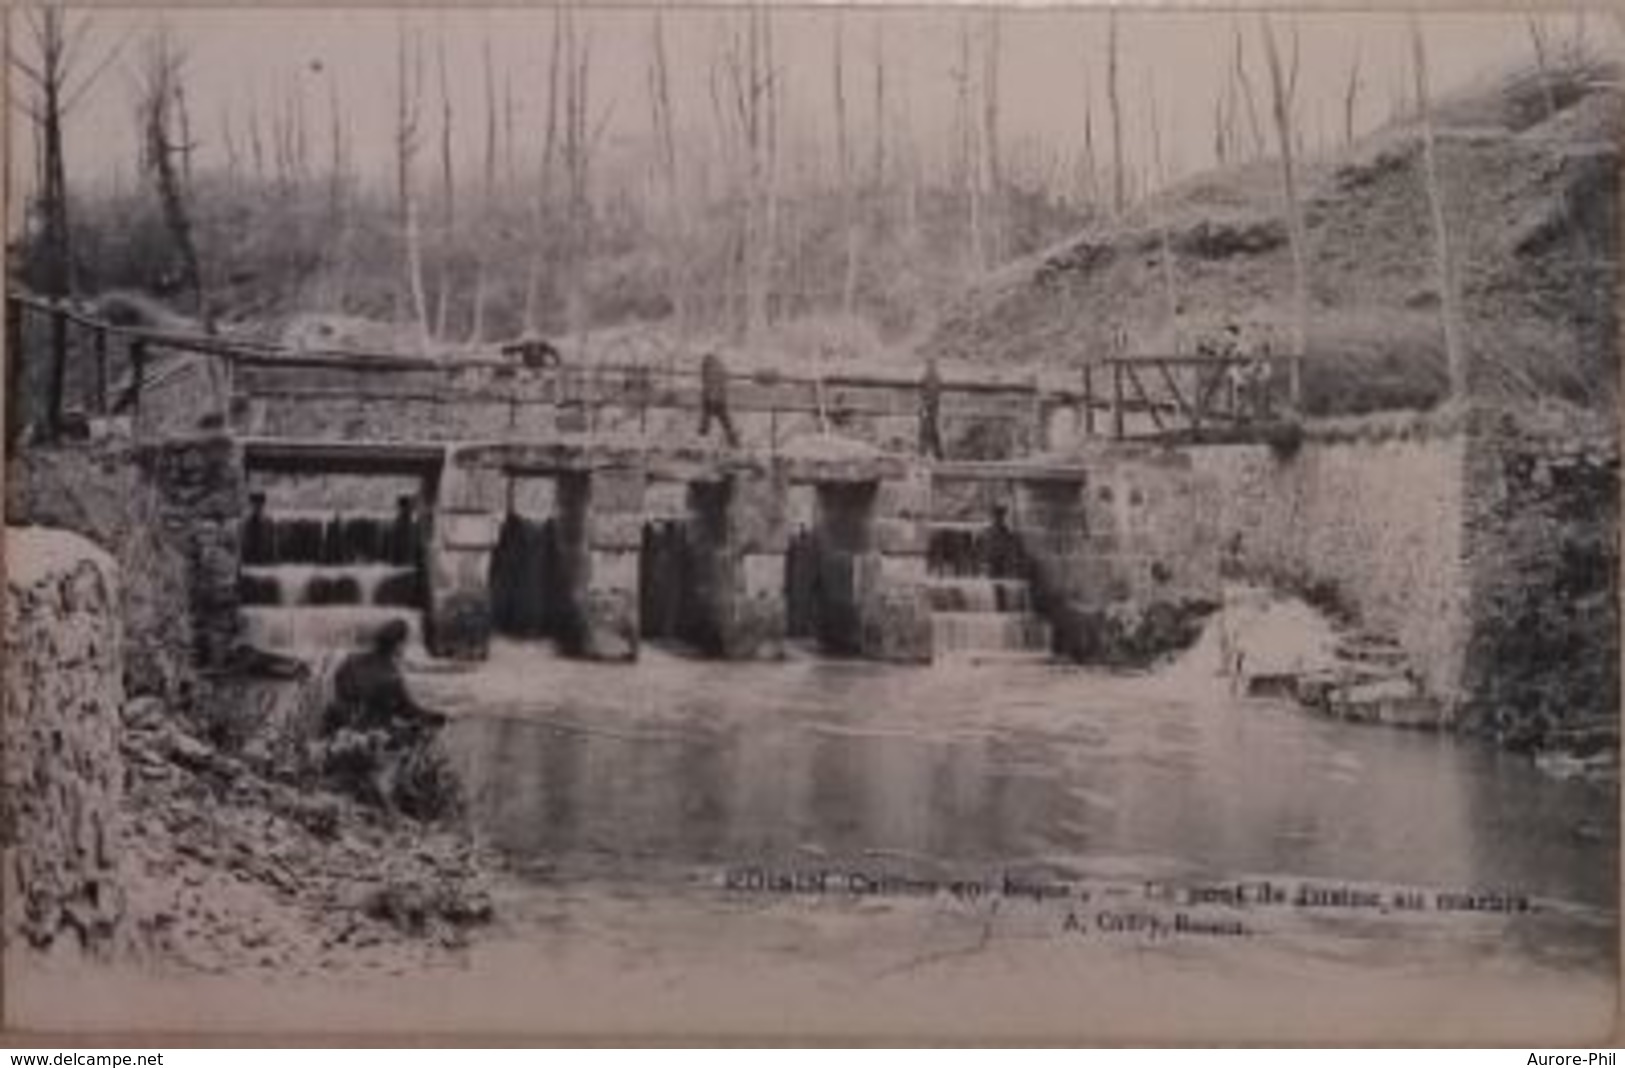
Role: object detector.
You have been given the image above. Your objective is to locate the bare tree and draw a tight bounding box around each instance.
[1079,53,1099,204]
[247,93,265,184]
[833,14,859,315]
[218,105,240,185]
[954,16,985,271]
[394,22,430,346]
[982,11,1003,257]
[1106,10,1125,214]
[871,17,887,194]
[558,6,612,343]
[137,27,210,330]
[1343,47,1363,148]
[1147,76,1180,345]
[468,33,499,343]
[522,10,564,335]
[1410,15,1467,401]
[1231,24,1266,160]
[720,5,777,340]
[8,9,123,435]
[1525,18,1560,120]
[434,35,455,338]
[646,11,688,336]
[1260,14,1307,408]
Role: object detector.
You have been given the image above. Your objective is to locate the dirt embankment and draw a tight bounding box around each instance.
[120,689,494,975]
[921,59,1620,418]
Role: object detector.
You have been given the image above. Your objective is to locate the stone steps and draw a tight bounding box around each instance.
[1293,633,1440,728]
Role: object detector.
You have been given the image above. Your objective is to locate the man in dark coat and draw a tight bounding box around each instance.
[919,357,945,460]
[698,351,740,447]
[323,620,452,818]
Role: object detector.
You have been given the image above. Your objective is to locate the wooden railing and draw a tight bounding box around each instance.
[1085,354,1302,442]
[6,292,1301,454]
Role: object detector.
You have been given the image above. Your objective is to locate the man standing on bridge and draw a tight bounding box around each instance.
[698,351,741,447]
[919,356,945,460]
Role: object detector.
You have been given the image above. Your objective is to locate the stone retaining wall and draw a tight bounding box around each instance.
[1189,406,1620,744]
[3,528,128,958]
[1190,418,1471,706]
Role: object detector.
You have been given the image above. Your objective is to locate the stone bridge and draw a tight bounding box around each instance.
[7,295,1224,671]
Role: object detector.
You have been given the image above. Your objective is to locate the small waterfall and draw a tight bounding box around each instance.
[240,497,425,657]
[242,606,423,655]
[926,523,1050,664]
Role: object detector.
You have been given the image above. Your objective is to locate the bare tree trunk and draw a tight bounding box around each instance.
[140,30,209,331]
[724,5,774,341]
[435,36,455,340]
[523,11,563,336]
[982,11,1002,260]
[219,106,239,186]
[326,72,350,311]
[871,18,887,195]
[834,15,859,316]
[1232,24,1266,160]
[1411,15,1467,402]
[248,96,265,184]
[1344,48,1363,148]
[559,6,599,345]
[1107,10,1125,215]
[647,11,689,339]
[395,23,430,347]
[469,33,497,344]
[1079,53,1099,205]
[1526,18,1560,120]
[1148,77,1179,345]
[1260,14,1307,409]
[956,17,985,272]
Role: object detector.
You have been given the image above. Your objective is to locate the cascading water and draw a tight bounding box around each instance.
[925,524,1051,663]
[240,497,425,656]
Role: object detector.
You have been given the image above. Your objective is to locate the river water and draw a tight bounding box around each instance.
[15,627,1615,1039]
[413,634,1617,999]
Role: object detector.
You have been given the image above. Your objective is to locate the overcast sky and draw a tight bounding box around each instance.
[10,6,1614,202]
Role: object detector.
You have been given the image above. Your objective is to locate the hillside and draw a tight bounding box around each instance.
[920,59,1621,418]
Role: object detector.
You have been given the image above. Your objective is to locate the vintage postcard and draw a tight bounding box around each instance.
[1,2,1618,1043]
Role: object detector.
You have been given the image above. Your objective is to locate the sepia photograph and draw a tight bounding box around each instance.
[1,2,1619,1043]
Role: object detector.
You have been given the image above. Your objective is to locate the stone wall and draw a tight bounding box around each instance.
[6,441,196,703]
[134,435,248,670]
[1187,407,1620,745]
[3,528,127,958]
[1190,417,1471,706]
[1020,450,1221,665]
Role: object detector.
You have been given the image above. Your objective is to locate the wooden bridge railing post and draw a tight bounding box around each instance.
[127,338,148,429]
[93,325,109,415]
[47,305,68,439]
[1111,360,1125,440]
[1082,364,1095,437]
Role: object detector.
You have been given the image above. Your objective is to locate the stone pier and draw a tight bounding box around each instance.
[576,465,645,661]
[715,467,791,660]
[426,448,503,660]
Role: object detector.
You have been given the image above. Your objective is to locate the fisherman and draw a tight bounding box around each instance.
[919,356,945,460]
[322,619,454,819]
[698,350,740,447]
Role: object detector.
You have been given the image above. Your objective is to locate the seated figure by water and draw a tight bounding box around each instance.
[321,619,458,821]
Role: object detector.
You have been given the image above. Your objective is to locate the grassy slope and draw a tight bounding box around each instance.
[920,61,1621,418]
